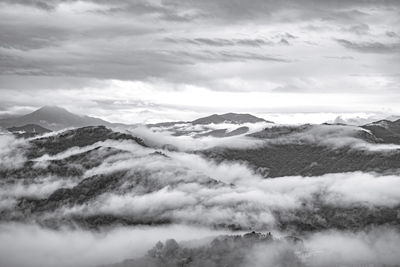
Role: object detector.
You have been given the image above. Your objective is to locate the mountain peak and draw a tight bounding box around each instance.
[36,105,71,114]
[192,113,272,125]
[0,106,113,131]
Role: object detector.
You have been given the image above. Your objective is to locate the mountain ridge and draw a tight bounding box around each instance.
[147,112,272,128]
[7,124,52,138]
[192,112,272,125]
[0,106,123,131]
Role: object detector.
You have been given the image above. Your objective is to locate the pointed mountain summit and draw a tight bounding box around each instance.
[0,106,114,130]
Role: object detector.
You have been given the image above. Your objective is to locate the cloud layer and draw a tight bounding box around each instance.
[1,126,400,266]
[0,0,399,122]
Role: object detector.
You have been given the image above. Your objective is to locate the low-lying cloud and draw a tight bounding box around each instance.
[1,127,400,266]
[134,123,400,153]
[129,125,266,151]
[246,227,400,267]
[0,134,29,169]
[0,223,230,267]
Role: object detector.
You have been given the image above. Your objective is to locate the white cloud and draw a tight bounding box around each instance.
[0,134,29,169]
[0,223,230,267]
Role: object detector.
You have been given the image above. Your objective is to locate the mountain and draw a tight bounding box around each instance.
[361,119,400,144]
[200,122,400,178]
[105,232,279,267]
[2,119,400,267]
[145,113,272,138]
[192,113,272,125]
[385,115,400,122]
[26,125,146,158]
[2,124,400,234]
[146,121,188,128]
[202,142,400,178]
[195,126,250,138]
[147,113,272,128]
[0,106,119,131]
[7,124,52,138]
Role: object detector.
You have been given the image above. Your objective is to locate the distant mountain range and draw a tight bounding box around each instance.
[0,106,119,131]
[146,112,273,138]
[2,106,400,145]
[192,113,272,125]
[0,107,273,134]
[148,112,272,128]
[201,120,400,177]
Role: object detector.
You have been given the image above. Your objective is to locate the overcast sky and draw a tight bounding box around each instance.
[0,0,399,123]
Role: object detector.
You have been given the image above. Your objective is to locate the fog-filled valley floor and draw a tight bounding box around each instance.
[1,114,400,267]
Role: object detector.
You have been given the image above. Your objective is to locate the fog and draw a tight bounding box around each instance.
[258,124,400,151]
[246,227,400,267]
[0,134,29,169]
[303,227,400,267]
[0,223,231,267]
[1,127,400,266]
[129,125,265,151]
[27,137,399,229]
[129,123,400,153]
[0,175,78,210]
[62,169,400,229]
[1,224,399,267]
[2,133,400,228]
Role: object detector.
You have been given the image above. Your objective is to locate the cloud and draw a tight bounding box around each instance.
[250,123,400,151]
[0,2,399,265]
[344,23,370,35]
[386,31,399,38]
[0,0,56,10]
[164,37,273,47]
[246,227,400,267]
[0,175,78,210]
[0,134,29,169]
[336,39,400,53]
[54,136,400,229]
[0,0,399,120]
[169,50,290,63]
[128,125,266,151]
[329,114,388,125]
[0,222,230,267]
[1,126,400,266]
[304,227,400,266]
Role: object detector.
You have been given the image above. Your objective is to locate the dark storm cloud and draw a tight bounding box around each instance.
[336,39,400,53]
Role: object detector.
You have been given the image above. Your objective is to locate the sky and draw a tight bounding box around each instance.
[0,0,399,124]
